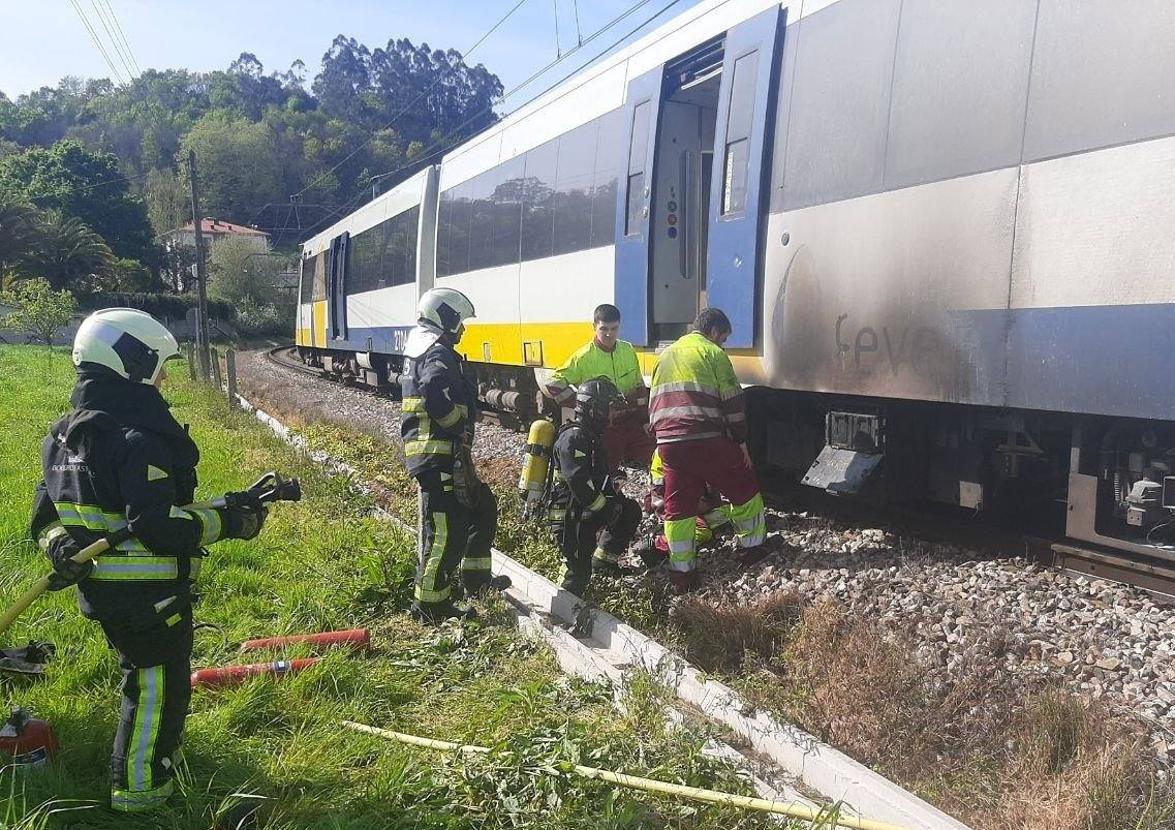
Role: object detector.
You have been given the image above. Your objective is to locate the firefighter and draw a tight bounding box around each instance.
[649,308,767,594]
[401,287,507,623]
[542,304,655,471]
[29,308,268,813]
[547,377,642,596]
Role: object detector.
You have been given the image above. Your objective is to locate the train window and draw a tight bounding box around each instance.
[468,168,499,271]
[395,206,419,286]
[721,51,759,216]
[447,180,473,276]
[521,138,558,261]
[885,0,1034,190]
[346,223,381,294]
[591,107,623,248]
[1024,0,1175,162]
[782,0,900,210]
[312,252,326,301]
[625,100,651,236]
[492,155,524,267]
[436,188,452,277]
[553,120,597,256]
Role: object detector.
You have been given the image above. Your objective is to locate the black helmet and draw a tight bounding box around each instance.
[575,377,620,431]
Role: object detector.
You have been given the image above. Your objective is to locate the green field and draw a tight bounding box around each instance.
[0,345,786,830]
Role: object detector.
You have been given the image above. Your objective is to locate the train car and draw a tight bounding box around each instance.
[298,0,1175,565]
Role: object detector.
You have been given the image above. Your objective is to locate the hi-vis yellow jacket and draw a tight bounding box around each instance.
[543,339,646,406]
[649,332,746,444]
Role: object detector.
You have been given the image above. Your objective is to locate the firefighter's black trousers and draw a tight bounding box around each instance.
[99,599,193,813]
[414,471,498,606]
[556,495,640,596]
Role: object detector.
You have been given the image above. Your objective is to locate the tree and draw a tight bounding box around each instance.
[143,167,188,237]
[21,212,115,291]
[0,140,155,264]
[208,236,278,305]
[0,277,77,349]
[0,195,42,278]
[179,112,282,222]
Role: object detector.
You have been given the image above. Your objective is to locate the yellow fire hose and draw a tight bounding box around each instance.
[341,721,914,830]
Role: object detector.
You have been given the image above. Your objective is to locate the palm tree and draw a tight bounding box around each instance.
[0,196,42,282]
[21,212,114,291]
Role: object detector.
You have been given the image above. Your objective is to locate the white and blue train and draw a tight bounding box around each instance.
[297,0,1175,563]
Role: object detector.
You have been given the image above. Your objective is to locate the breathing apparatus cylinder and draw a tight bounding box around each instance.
[519,419,557,517]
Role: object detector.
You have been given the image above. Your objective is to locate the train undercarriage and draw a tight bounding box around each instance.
[298,343,1175,569]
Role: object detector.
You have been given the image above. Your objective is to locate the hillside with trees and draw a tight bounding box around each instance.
[0,36,502,326]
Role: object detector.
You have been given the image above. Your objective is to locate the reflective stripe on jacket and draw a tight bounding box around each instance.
[400,339,477,477]
[544,339,646,405]
[649,332,746,444]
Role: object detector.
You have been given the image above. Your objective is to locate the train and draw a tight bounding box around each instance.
[296,0,1175,564]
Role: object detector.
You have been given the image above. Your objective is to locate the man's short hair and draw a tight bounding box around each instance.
[693,307,732,337]
[593,304,621,325]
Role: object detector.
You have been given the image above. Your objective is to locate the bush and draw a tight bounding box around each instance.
[78,291,234,321]
[234,296,293,336]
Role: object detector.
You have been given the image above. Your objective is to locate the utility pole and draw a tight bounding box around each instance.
[187,150,210,379]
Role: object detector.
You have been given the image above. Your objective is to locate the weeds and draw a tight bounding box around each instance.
[0,345,783,829]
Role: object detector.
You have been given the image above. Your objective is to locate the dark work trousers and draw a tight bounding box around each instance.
[414,471,499,606]
[557,495,641,596]
[100,602,193,813]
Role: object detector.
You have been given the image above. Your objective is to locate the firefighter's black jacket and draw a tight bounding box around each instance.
[29,370,217,620]
[400,331,478,478]
[550,421,610,515]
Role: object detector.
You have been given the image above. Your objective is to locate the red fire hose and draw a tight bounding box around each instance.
[240,628,370,653]
[190,657,321,689]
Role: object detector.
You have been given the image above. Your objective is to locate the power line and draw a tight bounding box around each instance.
[300,0,672,244]
[96,0,141,76]
[69,0,126,85]
[291,0,531,200]
[360,0,672,197]
[553,0,562,58]
[572,0,583,46]
[90,0,136,81]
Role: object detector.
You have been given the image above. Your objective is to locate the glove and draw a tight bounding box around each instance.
[46,556,94,591]
[599,497,624,528]
[220,506,267,540]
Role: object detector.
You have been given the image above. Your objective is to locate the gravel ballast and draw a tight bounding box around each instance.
[235,348,1175,765]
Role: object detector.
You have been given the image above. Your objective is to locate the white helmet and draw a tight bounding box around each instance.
[417,287,475,334]
[72,308,180,385]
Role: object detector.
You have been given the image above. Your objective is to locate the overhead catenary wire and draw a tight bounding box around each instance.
[69,0,126,85]
[290,0,532,201]
[340,721,915,830]
[355,0,675,198]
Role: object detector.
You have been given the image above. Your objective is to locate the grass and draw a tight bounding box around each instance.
[0,344,806,829]
[232,365,1175,830]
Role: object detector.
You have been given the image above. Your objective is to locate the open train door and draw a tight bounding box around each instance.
[327,231,349,341]
[613,66,663,347]
[705,6,785,348]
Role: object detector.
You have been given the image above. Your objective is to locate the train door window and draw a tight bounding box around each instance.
[299,256,314,303]
[312,252,326,301]
[625,101,651,237]
[721,51,758,216]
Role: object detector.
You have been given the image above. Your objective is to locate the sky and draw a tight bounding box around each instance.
[0,0,702,109]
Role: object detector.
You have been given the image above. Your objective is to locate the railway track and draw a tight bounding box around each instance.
[263,344,1175,601]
